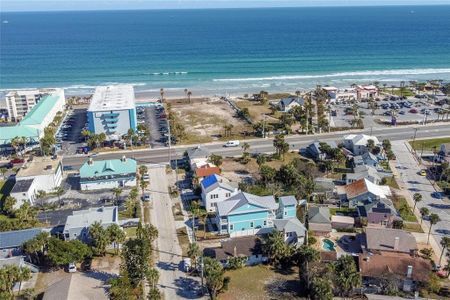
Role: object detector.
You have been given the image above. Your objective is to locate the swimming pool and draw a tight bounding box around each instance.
[322,239,336,251]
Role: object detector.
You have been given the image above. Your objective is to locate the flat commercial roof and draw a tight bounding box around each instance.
[17,157,62,177]
[88,85,135,112]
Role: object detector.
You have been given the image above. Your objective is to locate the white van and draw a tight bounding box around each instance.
[224,140,240,147]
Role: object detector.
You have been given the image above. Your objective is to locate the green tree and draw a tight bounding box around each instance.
[140,180,148,195]
[0,167,7,180]
[187,243,201,271]
[108,272,137,300]
[107,224,126,255]
[146,268,160,289]
[333,255,361,296]
[203,257,229,300]
[208,154,223,167]
[112,187,123,206]
[0,265,32,297]
[148,287,162,300]
[256,154,267,166]
[122,238,149,287]
[273,134,289,159]
[420,207,429,224]
[22,232,49,265]
[89,221,110,256]
[263,230,292,266]
[47,238,92,266]
[259,165,276,184]
[413,193,422,212]
[81,129,91,141]
[294,245,319,293]
[2,196,16,216]
[227,256,247,270]
[310,277,333,300]
[439,236,450,266]
[428,213,441,244]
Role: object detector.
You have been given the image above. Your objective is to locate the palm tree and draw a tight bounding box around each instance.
[413,193,422,212]
[54,187,64,206]
[97,133,107,148]
[146,268,160,289]
[112,187,123,206]
[0,167,7,180]
[140,180,148,195]
[107,223,126,255]
[428,213,441,244]
[263,230,291,266]
[187,243,201,271]
[420,207,429,224]
[18,267,31,293]
[184,88,188,100]
[310,277,333,300]
[241,142,250,153]
[187,90,192,104]
[160,88,165,103]
[139,165,148,178]
[439,237,450,266]
[81,129,91,141]
[294,245,319,289]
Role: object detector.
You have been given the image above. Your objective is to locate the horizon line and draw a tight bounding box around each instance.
[2,3,450,13]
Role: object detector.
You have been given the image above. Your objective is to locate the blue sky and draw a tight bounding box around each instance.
[2,0,450,12]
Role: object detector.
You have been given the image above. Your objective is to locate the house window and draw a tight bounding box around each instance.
[229,224,234,231]
[250,222,254,228]
[226,193,230,197]
[210,194,218,199]
[284,211,287,216]
[210,203,215,208]
[263,220,267,226]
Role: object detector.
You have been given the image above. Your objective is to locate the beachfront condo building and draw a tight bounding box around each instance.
[0,89,66,150]
[5,89,47,121]
[87,85,137,139]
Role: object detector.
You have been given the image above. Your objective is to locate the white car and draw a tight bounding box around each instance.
[224,140,240,147]
[183,258,191,272]
[68,262,77,273]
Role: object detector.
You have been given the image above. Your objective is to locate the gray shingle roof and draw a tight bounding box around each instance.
[186,146,210,160]
[0,228,43,249]
[365,227,417,253]
[64,206,118,230]
[308,206,330,224]
[11,179,35,193]
[217,192,277,216]
[273,218,306,236]
[279,196,297,206]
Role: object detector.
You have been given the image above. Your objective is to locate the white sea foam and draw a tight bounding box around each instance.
[212,68,450,82]
[147,72,188,76]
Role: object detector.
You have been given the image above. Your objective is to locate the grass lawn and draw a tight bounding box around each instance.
[384,176,399,189]
[235,100,273,122]
[410,137,450,151]
[182,134,213,145]
[329,207,356,216]
[220,265,299,300]
[176,227,190,257]
[124,227,137,238]
[393,196,418,222]
[386,88,415,97]
[403,222,424,233]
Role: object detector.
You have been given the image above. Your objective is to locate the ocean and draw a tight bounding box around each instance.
[1,6,450,97]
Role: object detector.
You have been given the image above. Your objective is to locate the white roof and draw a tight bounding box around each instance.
[65,206,118,229]
[357,85,378,90]
[6,89,40,97]
[365,178,391,198]
[331,215,355,224]
[88,85,135,112]
[217,192,277,216]
[344,134,380,146]
[322,86,338,91]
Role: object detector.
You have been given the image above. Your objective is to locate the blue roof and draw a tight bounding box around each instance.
[0,228,43,249]
[201,174,219,189]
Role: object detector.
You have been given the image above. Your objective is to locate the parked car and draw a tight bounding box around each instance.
[183,258,191,272]
[419,169,427,176]
[68,262,77,273]
[409,108,418,113]
[224,140,240,147]
[142,193,151,201]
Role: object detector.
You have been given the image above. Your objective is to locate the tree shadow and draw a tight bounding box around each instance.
[173,276,204,299]
[265,278,302,299]
[157,261,178,271]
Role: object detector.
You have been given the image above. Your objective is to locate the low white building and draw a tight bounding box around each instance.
[186,146,211,169]
[356,85,378,100]
[201,174,238,212]
[343,134,380,155]
[10,157,63,208]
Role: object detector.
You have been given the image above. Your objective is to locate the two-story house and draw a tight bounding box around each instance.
[201,174,239,213]
[343,134,380,155]
[346,165,381,185]
[341,178,391,208]
[357,199,400,228]
[216,192,278,237]
[277,96,305,112]
[353,152,379,168]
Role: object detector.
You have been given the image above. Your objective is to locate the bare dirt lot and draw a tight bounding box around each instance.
[170,98,252,144]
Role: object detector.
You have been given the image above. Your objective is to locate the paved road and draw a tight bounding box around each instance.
[63,123,450,169]
[148,165,203,299]
[392,141,450,263]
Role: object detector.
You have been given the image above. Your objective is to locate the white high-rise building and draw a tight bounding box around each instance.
[5,90,42,121]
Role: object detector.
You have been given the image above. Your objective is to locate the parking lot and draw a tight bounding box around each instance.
[330,96,448,129]
[55,108,87,155]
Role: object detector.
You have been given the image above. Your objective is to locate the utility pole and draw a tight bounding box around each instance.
[412,127,418,157]
[262,114,267,138]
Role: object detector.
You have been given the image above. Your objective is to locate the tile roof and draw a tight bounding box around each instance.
[79,158,136,178]
[345,178,391,200]
[217,192,277,216]
[359,253,431,282]
[0,228,43,249]
[195,166,221,178]
[365,227,417,254]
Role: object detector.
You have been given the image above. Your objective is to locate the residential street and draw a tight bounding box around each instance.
[391,141,450,262]
[148,165,204,299]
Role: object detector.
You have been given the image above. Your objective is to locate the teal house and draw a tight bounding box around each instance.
[216,192,278,237]
[79,156,137,190]
[276,196,297,219]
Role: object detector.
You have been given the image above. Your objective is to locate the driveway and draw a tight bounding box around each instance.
[148,165,204,299]
[391,140,450,263]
